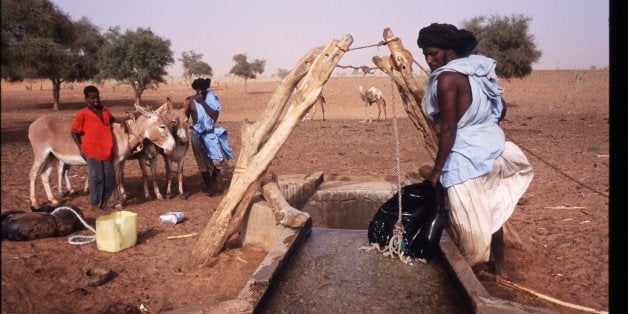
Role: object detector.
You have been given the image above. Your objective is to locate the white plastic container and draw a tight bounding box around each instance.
[159,211,185,225]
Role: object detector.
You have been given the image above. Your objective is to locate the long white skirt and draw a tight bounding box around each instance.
[446,141,534,266]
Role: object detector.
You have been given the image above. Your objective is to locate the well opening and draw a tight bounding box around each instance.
[256,174,471,312]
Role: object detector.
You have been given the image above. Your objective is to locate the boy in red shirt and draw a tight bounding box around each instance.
[71,85,117,210]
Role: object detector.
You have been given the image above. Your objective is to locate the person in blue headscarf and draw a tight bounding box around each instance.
[184,78,234,196]
[417,23,534,276]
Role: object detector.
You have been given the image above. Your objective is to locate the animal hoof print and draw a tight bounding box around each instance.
[86,267,114,286]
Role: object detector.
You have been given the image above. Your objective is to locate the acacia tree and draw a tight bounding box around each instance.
[462,14,542,79]
[98,27,174,104]
[179,50,213,81]
[229,53,265,92]
[1,0,104,110]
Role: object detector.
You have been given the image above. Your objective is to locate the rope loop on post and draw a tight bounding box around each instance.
[335,44,347,52]
[346,40,387,51]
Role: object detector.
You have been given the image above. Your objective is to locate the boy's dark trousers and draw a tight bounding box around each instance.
[85,156,115,206]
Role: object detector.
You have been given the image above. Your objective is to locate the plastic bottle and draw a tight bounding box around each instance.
[159,211,185,225]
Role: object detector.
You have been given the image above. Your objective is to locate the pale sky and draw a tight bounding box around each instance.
[51,0,609,77]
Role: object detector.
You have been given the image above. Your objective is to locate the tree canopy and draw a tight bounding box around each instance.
[229,53,265,91]
[179,50,213,80]
[1,0,104,110]
[462,14,542,79]
[98,26,174,103]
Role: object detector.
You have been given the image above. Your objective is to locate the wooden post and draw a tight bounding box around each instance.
[191,34,354,267]
[262,178,311,228]
[372,28,438,160]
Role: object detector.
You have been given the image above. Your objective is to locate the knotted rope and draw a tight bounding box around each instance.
[336,38,401,74]
[335,37,432,79]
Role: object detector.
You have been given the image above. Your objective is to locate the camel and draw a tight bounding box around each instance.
[303,93,327,121]
[57,98,190,201]
[358,85,387,122]
[28,104,176,208]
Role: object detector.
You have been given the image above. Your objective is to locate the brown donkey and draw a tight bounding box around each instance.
[28,104,176,208]
[57,99,191,201]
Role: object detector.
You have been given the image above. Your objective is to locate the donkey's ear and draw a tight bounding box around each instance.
[126,110,136,122]
[183,96,193,109]
[166,97,174,110]
[155,102,168,114]
[134,103,152,117]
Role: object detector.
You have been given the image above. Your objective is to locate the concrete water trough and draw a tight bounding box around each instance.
[168,172,555,313]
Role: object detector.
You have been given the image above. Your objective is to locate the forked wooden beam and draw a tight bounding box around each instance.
[192,34,354,266]
[372,27,438,160]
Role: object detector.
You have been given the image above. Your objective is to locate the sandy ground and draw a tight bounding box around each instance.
[1,69,609,313]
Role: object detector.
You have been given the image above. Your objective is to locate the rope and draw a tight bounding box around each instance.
[389,77,404,227]
[335,64,378,75]
[346,40,388,51]
[124,117,142,138]
[505,134,609,198]
[388,75,408,260]
[413,60,432,76]
[336,39,396,73]
[50,206,97,245]
[337,38,432,79]
[362,76,416,265]
[361,239,415,264]
[124,118,144,155]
